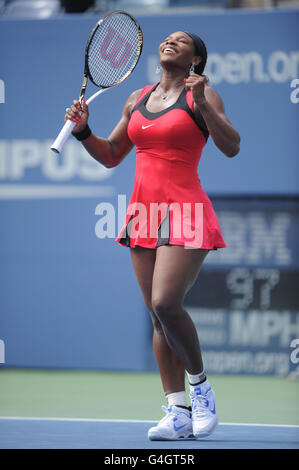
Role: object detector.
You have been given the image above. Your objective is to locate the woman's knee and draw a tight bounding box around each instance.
[142,297,163,331]
[151,293,182,323]
[148,310,164,333]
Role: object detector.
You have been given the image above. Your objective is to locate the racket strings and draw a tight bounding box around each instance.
[88,13,142,87]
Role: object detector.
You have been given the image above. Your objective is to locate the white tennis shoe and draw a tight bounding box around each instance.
[148,405,195,441]
[190,381,219,438]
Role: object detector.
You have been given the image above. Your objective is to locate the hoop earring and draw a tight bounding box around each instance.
[189,63,195,75]
[156,65,161,75]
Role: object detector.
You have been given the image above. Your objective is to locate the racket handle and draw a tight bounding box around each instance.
[50,119,76,154]
[51,89,107,153]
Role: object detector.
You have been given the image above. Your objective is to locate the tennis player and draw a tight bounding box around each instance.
[66,31,240,440]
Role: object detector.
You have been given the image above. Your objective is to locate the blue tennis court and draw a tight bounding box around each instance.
[1,418,298,449]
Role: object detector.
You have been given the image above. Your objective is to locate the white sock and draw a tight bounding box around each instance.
[166,391,188,408]
[187,370,206,385]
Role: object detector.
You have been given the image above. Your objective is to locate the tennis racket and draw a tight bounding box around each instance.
[50,10,143,154]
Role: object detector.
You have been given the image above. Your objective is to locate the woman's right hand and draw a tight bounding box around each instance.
[64,98,89,134]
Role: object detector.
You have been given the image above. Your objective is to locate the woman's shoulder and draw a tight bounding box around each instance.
[123,88,143,115]
[126,83,158,113]
[129,88,144,100]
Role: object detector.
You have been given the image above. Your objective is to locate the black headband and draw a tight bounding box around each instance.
[184,32,207,75]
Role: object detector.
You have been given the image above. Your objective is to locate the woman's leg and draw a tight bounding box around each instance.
[130,244,216,440]
[151,245,209,375]
[129,246,185,395]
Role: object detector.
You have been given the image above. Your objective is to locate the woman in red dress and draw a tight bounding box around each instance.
[66,31,240,441]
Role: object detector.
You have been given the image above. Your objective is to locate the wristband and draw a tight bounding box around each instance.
[72,125,92,141]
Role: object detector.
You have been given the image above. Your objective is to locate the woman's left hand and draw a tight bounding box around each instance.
[184,74,209,104]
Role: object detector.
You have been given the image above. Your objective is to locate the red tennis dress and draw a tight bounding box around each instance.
[115,83,226,250]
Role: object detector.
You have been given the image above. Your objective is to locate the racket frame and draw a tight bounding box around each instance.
[51,10,143,153]
[78,10,143,108]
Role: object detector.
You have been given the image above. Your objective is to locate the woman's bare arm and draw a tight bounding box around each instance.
[185,74,240,158]
[65,89,142,168]
[195,86,240,158]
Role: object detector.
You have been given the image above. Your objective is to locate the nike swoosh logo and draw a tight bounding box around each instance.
[200,397,216,415]
[141,124,154,130]
[206,399,216,415]
[173,418,187,432]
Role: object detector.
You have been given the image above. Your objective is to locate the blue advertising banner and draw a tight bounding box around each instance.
[0,9,298,373]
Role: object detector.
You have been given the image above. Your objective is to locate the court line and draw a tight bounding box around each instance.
[0,416,298,428]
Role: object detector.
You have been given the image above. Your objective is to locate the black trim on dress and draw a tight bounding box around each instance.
[131,83,209,142]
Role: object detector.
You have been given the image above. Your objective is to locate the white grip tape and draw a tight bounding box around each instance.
[50,119,76,154]
[50,88,107,154]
